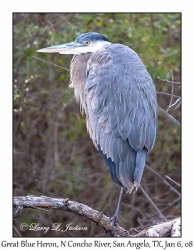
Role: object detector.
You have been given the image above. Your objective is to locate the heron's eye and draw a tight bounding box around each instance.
[84,41,90,46]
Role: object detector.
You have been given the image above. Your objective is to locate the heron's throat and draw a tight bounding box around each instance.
[70,53,91,113]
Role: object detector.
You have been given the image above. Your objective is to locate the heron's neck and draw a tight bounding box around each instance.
[70,53,91,113]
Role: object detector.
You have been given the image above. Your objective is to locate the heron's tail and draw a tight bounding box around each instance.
[98,144,148,194]
[132,148,148,194]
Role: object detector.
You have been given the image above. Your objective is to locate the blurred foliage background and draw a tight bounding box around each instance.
[13,13,181,237]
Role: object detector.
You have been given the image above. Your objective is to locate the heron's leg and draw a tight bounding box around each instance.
[107,187,124,231]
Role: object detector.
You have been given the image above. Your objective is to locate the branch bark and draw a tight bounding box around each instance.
[13,195,181,237]
[135,218,181,237]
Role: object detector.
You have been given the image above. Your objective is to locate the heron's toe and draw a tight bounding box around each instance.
[104,216,117,234]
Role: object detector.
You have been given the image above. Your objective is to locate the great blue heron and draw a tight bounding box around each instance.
[37,32,157,229]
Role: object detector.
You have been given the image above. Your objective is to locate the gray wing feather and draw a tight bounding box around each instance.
[85,44,157,193]
[134,148,147,184]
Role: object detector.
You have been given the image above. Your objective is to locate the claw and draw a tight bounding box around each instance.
[104,216,117,234]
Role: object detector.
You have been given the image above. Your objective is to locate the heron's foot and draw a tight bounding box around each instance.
[105,215,117,234]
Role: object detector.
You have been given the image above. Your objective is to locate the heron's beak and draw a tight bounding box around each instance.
[37,42,85,55]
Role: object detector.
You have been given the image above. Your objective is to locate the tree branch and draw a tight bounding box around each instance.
[136,217,181,237]
[158,106,181,126]
[157,76,181,85]
[157,76,181,126]
[13,195,130,237]
[13,195,180,237]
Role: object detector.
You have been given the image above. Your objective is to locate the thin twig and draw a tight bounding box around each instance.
[13,225,22,237]
[33,56,70,72]
[139,185,167,222]
[157,91,180,98]
[174,99,181,110]
[145,165,181,197]
[157,75,181,115]
[167,81,174,112]
[165,175,181,187]
[160,198,181,213]
[158,106,181,126]
[157,76,181,85]
[170,97,181,109]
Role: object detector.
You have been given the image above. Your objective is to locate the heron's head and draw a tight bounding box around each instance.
[37,32,111,55]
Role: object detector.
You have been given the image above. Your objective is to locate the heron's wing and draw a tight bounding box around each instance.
[85,44,157,193]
